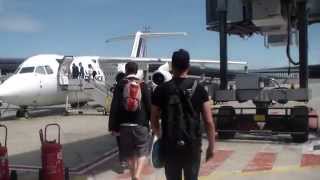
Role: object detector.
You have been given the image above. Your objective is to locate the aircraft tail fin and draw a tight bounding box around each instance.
[105,31,187,58]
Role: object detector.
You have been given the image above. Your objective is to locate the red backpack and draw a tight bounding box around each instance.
[122,78,142,112]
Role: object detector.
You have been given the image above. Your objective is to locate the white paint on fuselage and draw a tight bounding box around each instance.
[0,54,103,107]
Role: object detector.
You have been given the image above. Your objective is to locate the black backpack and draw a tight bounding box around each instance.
[162,79,200,154]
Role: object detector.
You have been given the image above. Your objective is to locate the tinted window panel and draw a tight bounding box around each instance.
[45,65,54,74]
[35,66,46,74]
[19,67,35,73]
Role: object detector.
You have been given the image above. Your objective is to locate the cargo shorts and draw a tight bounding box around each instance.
[119,125,149,160]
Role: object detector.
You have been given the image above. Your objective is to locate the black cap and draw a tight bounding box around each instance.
[172,49,190,71]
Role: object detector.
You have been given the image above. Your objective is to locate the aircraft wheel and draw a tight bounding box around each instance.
[70,103,78,108]
[79,102,87,107]
[291,106,309,143]
[217,106,236,139]
[70,102,87,108]
[16,110,24,117]
[23,111,30,119]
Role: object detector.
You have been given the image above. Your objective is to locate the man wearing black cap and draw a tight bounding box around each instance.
[151,49,216,180]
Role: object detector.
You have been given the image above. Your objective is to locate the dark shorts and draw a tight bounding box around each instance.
[119,125,149,160]
[165,149,201,180]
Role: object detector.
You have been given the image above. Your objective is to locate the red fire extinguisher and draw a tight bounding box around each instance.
[39,123,65,180]
[0,124,9,180]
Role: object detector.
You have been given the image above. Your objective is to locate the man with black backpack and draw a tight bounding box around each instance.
[109,62,151,180]
[151,49,216,180]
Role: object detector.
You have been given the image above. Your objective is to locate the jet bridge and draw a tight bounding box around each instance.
[206,0,320,142]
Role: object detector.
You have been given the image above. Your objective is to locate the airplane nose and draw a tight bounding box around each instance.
[0,81,15,101]
[0,75,32,103]
[0,74,40,105]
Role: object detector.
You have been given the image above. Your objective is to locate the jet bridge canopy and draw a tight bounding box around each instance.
[206,0,320,37]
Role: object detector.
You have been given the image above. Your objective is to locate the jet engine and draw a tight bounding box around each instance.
[152,70,172,85]
[152,62,172,85]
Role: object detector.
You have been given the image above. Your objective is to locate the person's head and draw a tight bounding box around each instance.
[125,62,138,75]
[72,63,75,66]
[79,62,82,66]
[115,72,125,83]
[171,49,190,76]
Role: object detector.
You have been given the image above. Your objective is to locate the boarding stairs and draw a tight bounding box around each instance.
[56,56,114,114]
[62,79,113,114]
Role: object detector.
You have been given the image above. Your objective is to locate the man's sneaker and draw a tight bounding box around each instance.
[118,161,128,174]
[120,161,128,169]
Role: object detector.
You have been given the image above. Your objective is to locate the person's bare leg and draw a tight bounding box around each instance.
[127,157,135,178]
[133,156,146,180]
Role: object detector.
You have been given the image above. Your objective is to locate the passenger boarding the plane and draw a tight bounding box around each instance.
[79,62,84,79]
[72,63,79,79]
[87,64,95,81]
[86,64,93,81]
[109,62,151,180]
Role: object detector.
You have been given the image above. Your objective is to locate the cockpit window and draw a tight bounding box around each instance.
[45,65,54,74]
[19,67,35,74]
[35,66,46,74]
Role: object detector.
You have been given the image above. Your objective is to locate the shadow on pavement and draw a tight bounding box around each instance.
[9,134,117,170]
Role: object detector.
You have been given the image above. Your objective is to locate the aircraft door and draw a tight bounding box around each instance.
[57,56,74,87]
[35,66,48,105]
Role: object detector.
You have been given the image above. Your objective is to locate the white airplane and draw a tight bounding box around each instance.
[0,31,247,118]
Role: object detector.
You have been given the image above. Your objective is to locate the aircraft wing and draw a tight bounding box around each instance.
[98,56,247,66]
[98,56,247,85]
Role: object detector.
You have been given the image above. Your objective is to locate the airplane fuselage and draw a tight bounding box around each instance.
[0,54,104,107]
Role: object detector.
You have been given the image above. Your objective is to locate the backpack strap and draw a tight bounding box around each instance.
[191,80,198,98]
[175,79,197,97]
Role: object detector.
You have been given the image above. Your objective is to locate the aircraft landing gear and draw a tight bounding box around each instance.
[16,107,30,118]
[70,102,87,108]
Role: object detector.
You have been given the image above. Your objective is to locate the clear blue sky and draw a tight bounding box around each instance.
[0,0,319,68]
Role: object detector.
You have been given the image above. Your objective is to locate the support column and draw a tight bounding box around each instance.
[298,1,309,89]
[219,10,228,90]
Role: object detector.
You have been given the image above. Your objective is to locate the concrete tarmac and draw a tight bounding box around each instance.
[0,108,117,179]
[1,80,320,179]
[1,108,320,180]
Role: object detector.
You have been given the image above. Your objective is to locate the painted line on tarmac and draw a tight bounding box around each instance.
[301,153,320,166]
[199,165,320,180]
[199,150,234,176]
[242,152,277,172]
